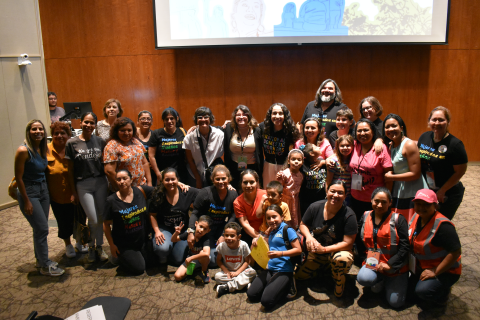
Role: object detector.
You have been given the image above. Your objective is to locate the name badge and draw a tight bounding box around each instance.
[237,155,247,170]
[352,173,363,191]
[409,253,416,274]
[366,250,380,270]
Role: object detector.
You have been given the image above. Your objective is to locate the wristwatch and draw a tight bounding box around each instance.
[187,228,194,234]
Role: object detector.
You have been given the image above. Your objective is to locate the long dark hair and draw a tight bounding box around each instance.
[230,105,258,133]
[301,117,325,146]
[263,103,299,140]
[151,167,179,206]
[162,107,183,128]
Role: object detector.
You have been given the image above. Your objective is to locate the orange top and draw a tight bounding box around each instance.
[46,142,73,204]
[234,189,266,232]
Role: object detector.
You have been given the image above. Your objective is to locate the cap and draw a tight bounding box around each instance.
[412,189,438,203]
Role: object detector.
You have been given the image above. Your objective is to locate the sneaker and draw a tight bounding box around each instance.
[39,263,65,276]
[287,277,297,299]
[199,270,210,284]
[65,244,76,258]
[75,243,89,253]
[96,246,109,261]
[87,246,96,262]
[216,284,229,298]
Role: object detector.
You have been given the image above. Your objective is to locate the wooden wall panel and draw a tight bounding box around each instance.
[39,0,480,160]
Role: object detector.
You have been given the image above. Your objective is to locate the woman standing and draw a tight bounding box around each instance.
[295,181,357,298]
[149,107,187,184]
[183,107,224,188]
[260,103,298,186]
[46,121,88,258]
[359,97,384,136]
[15,120,64,276]
[349,119,393,221]
[188,165,238,268]
[382,114,427,221]
[417,107,467,220]
[103,170,154,275]
[224,105,263,190]
[96,98,123,141]
[66,112,109,262]
[149,168,199,266]
[136,110,156,186]
[104,117,152,189]
[408,189,462,304]
[233,169,266,245]
[357,187,409,308]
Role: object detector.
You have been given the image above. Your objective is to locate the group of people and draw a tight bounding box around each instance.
[15,82,467,310]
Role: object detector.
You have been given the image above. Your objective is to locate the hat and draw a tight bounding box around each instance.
[412,189,438,203]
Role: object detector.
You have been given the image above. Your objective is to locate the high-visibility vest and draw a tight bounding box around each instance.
[408,211,461,275]
[360,210,408,275]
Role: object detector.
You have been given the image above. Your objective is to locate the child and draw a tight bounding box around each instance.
[255,181,292,231]
[247,205,302,310]
[172,215,213,283]
[276,149,304,229]
[214,222,257,298]
[326,135,354,204]
[328,108,354,149]
[299,143,331,215]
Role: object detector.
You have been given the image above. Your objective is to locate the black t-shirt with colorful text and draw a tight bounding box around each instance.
[259,122,294,164]
[190,186,238,229]
[149,128,186,174]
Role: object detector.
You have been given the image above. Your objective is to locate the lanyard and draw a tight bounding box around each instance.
[237,129,250,155]
[356,146,369,172]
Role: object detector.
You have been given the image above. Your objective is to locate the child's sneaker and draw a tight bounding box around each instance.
[87,246,96,262]
[287,277,297,299]
[96,246,109,261]
[216,284,229,298]
[75,242,89,253]
[199,270,210,283]
[39,262,65,276]
[65,244,76,258]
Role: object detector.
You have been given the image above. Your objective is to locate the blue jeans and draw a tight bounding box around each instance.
[410,272,460,302]
[152,228,188,266]
[208,225,225,268]
[17,181,53,268]
[357,265,408,308]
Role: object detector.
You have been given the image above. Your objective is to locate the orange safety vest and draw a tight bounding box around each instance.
[408,211,461,275]
[360,210,408,275]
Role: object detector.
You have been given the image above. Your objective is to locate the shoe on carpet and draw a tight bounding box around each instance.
[39,262,65,276]
[96,246,109,261]
[216,284,229,298]
[65,244,76,258]
[75,242,89,253]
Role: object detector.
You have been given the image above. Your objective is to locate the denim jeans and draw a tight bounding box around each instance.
[152,228,188,266]
[17,181,53,268]
[357,265,408,308]
[208,225,225,268]
[410,272,460,302]
[76,176,108,247]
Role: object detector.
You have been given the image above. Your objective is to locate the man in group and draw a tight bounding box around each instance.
[299,79,348,138]
[48,91,65,123]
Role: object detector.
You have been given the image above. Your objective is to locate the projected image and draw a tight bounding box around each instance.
[168,0,433,40]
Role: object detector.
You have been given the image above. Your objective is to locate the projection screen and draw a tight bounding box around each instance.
[154,0,450,49]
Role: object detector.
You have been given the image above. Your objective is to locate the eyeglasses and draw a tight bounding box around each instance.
[139,117,152,122]
[362,106,373,111]
[197,115,210,120]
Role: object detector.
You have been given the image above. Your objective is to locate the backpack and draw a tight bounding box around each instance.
[282,225,306,268]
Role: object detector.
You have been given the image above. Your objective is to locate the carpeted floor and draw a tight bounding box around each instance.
[1,166,480,320]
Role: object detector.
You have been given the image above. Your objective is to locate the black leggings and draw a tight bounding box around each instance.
[247,269,292,309]
[118,248,146,275]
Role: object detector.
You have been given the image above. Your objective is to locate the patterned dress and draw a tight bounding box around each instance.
[103,138,147,186]
[277,168,303,228]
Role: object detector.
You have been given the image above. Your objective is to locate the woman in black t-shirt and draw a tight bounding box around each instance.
[296,180,357,298]
[149,168,198,266]
[417,107,468,220]
[148,108,187,184]
[260,103,299,186]
[103,169,154,275]
[137,110,156,186]
[188,165,238,268]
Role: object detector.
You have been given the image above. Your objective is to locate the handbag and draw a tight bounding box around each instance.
[73,204,91,245]
[196,129,224,186]
[8,177,18,200]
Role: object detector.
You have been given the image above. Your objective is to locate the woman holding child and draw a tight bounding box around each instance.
[188,165,238,268]
[295,181,357,298]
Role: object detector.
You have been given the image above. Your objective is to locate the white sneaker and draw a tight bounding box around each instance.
[96,246,109,261]
[40,263,65,276]
[65,244,76,258]
[75,243,89,253]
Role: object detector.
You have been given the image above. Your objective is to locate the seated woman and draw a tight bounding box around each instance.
[408,189,462,304]
[233,170,266,246]
[188,165,238,268]
[247,205,301,310]
[296,180,357,298]
[357,187,409,308]
[149,168,199,266]
[104,117,152,189]
[103,170,154,275]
